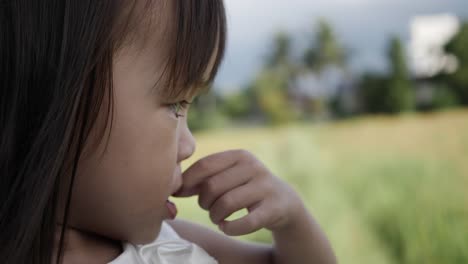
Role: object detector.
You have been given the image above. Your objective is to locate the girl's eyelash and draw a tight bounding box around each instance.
[168,100,191,118]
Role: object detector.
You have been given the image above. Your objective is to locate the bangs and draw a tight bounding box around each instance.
[164,0,227,100]
[119,0,227,101]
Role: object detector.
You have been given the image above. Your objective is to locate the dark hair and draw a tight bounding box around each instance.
[0,1,226,263]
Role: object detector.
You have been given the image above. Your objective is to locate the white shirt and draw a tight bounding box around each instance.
[108,221,218,264]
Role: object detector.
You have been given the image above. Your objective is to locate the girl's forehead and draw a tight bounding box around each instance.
[116,0,226,100]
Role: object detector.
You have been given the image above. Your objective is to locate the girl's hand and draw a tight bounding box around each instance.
[173,149,305,236]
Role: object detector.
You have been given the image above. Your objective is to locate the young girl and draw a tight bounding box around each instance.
[0,0,336,263]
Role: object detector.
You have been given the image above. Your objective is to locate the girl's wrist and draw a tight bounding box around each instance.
[269,187,310,234]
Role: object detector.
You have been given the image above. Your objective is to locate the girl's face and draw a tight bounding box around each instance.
[65,18,198,245]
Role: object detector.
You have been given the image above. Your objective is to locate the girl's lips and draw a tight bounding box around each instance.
[165,199,177,219]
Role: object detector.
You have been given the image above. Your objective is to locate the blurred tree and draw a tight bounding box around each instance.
[244,31,298,125]
[187,91,227,132]
[432,83,460,110]
[220,88,253,120]
[267,31,293,69]
[385,37,415,113]
[359,73,389,114]
[301,19,349,118]
[252,69,296,125]
[303,19,346,72]
[443,22,468,105]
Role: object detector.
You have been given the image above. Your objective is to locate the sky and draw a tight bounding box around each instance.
[213,0,468,92]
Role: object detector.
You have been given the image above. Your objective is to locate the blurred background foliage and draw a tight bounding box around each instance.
[188,19,468,130]
[176,4,468,263]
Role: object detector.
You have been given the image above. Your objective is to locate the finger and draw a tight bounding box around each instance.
[198,164,252,210]
[175,149,253,197]
[219,204,267,236]
[208,182,262,224]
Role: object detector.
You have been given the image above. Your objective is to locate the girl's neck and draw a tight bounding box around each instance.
[52,225,123,264]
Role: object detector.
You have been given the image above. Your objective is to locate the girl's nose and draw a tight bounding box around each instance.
[177,123,196,163]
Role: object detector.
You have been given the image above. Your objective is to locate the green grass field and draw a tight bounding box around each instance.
[174,109,468,264]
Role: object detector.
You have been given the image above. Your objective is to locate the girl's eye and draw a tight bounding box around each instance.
[168,100,191,118]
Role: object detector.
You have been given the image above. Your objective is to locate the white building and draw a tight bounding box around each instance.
[409,14,460,78]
